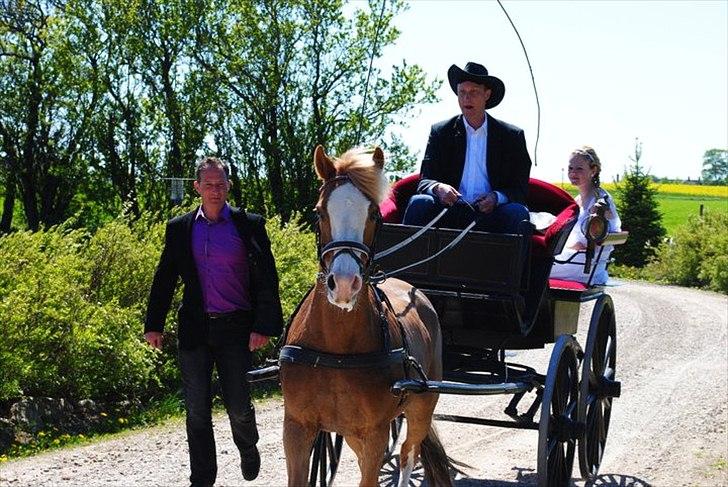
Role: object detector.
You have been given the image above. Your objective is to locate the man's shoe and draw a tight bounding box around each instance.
[241,446,260,481]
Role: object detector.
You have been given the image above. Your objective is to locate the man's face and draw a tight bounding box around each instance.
[457,81,491,125]
[194,166,230,211]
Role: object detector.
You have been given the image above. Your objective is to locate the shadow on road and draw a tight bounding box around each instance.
[377,455,651,487]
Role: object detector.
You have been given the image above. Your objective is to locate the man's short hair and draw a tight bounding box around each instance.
[195,156,230,181]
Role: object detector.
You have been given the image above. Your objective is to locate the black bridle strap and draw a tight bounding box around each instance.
[320,240,372,260]
[279,345,407,369]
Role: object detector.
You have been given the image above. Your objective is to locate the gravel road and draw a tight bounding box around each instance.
[1,281,726,486]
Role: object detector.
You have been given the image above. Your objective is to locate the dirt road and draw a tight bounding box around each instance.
[1,281,726,486]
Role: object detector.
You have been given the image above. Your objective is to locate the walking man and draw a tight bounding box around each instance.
[144,156,283,486]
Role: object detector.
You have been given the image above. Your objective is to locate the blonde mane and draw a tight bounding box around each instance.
[332,148,389,204]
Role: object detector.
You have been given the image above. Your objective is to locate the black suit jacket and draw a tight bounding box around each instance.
[417,114,532,205]
[144,206,284,350]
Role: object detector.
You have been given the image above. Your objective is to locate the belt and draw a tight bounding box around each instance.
[205,309,250,321]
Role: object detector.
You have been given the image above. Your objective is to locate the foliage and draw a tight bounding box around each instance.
[0,209,317,404]
[643,211,728,293]
[701,148,728,184]
[0,0,438,230]
[613,140,666,267]
[0,221,163,403]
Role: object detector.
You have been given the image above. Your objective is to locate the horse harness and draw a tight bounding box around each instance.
[278,174,429,399]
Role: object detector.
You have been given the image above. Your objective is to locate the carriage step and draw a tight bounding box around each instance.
[597,377,621,399]
[246,365,280,382]
[391,378,531,396]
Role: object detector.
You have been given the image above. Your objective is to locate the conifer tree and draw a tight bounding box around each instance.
[614,139,666,267]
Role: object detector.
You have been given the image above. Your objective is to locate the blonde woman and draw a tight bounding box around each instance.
[550,146,621,284]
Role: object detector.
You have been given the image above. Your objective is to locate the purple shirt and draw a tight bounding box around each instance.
[191,203,251,313]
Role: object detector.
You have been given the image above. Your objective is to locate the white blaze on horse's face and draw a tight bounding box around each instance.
[325,183,370,310]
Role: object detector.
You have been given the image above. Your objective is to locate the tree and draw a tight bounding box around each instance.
[0,0,102,230]
[701,148,727,184]
[614,139,666,267]
[196,0,439,219]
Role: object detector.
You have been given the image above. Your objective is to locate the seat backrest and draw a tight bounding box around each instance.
[526,178,575,215]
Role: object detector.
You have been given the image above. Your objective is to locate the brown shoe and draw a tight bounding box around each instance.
[241,446,260,481]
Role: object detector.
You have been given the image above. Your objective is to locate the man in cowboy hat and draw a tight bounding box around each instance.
[402,62,531,233]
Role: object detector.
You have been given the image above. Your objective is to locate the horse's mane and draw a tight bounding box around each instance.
[333,148,389,204]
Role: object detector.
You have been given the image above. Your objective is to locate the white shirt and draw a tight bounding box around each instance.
[457,117,506,205]
[550,188,621,285]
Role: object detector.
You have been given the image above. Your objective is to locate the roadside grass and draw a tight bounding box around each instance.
[1,384,282,461]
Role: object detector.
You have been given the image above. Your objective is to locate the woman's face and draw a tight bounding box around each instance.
[567,155,597,189]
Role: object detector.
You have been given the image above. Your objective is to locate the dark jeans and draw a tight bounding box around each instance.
[178,312,258,486]
[402,194,530,234]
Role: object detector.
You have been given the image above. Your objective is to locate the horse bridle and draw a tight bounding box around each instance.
[315,175,382,281]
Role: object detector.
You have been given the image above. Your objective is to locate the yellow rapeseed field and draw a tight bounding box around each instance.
[558,182,727,198]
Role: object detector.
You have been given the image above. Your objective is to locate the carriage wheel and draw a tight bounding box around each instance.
[384,414,405,462]
[578,295,620,480]
[537,335,582,487]
[309,431,344,487]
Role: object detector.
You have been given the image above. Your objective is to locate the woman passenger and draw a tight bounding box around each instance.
[550,146,621,284]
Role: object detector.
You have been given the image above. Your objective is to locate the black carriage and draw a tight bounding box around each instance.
[250,176,628,486]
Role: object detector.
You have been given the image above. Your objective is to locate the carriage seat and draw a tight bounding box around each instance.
[379,174,579,261]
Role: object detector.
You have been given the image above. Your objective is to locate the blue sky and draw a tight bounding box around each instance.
[376,0,728,183]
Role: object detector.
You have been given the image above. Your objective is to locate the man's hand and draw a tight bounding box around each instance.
[144,331,163,350]
[474,192,498,215]
[433,183,460,206]
[249,332,270,351]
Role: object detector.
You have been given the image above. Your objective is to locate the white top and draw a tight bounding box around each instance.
[550,188,621,285]
[457,117,506,205]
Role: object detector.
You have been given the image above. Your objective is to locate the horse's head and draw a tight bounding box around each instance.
[314,145,388,311]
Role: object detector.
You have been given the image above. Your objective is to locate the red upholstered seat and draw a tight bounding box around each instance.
[381,173,421,223]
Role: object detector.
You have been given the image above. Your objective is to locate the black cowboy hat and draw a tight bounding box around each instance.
[447,62,505,109]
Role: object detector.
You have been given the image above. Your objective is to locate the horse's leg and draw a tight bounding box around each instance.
[344,425,389,487]
[399,395,441,487]
[283,415,318,487]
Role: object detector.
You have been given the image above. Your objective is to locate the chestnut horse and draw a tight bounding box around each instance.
[279,146,452,486]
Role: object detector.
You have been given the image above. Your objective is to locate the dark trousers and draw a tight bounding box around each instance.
[403,194,530,234]
[178,312,258,486]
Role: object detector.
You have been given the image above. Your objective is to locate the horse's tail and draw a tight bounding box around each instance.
[420,424,454,487]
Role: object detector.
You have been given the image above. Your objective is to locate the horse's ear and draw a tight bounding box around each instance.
[372,146,385,169]
[314,145,336,181]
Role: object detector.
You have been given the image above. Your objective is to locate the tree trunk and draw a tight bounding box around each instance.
[0,176,15,233]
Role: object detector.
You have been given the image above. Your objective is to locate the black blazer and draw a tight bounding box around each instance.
[417,114,532,205]
[144,206,284,350]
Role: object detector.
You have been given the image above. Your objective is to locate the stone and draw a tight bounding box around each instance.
[0,417,14,453]
[10,396,74,434]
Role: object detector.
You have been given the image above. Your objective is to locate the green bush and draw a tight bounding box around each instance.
[642,211,728,293]
[254,214,318,363]
[0,223,160,403]
[0,211,318,404]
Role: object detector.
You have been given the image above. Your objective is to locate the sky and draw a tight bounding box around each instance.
[375,0,728,184]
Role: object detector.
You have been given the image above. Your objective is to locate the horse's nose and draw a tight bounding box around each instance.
[328,272,362,305]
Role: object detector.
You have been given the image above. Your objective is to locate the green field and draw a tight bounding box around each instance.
[559,184,728,236]
[656,196,727,235]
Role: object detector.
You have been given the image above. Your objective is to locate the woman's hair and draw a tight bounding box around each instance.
[571,145,601,188]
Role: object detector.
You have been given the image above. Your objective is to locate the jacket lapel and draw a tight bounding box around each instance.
[486,114,501,183]
[452,115,467,185]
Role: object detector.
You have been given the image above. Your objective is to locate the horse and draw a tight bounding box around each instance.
[279,145,452,487]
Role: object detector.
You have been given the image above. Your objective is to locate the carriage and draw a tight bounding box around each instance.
[249,169,628,486]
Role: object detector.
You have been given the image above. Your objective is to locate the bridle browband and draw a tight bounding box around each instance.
[316,174,382,281]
